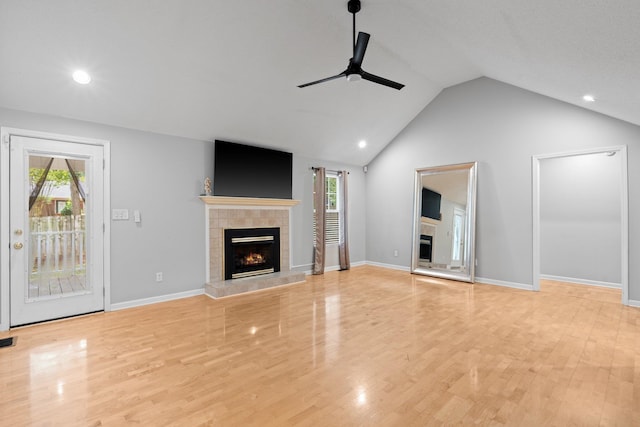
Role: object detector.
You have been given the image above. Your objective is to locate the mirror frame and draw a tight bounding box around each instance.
[411,162,478,282]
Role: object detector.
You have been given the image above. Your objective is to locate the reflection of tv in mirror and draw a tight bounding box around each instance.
[421,188,441,220]
[213,140,293,199]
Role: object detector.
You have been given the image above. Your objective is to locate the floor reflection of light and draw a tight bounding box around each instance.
[30,350,58,373]
[312,301,317,367]
[356,387,367,406]
[30,340,87,397]
[469,366,478,389]
[223,307,227,338]
[250,326,258,335]
[27,339,87,417]
[324,295,340,362]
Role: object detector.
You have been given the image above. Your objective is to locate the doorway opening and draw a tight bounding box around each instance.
[532,146,628,304]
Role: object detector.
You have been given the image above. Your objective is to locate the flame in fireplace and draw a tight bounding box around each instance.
[243,252,265,265]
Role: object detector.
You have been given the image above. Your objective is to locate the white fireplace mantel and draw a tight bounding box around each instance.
[199,196,300,208]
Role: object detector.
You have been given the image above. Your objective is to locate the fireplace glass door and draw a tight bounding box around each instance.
[224,227,280,280]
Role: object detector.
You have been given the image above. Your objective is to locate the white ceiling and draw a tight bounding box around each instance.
[1,1,639,166]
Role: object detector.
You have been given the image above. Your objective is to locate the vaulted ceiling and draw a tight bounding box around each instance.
[1,1,639,166]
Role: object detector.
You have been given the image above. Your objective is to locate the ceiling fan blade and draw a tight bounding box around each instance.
[298,72,347,88]
[361,71,404,90]
[352,32,370,67]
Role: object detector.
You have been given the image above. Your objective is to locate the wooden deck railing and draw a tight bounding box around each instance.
[29,215,86,275]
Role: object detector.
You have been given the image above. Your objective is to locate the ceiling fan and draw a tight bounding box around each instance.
[298,0,404,90]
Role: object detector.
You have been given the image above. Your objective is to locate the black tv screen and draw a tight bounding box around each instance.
[421,187,441,220]
[213,140,293,199]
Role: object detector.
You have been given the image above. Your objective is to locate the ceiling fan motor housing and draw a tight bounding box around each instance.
[348,0,361,14]
[297,0,404,90]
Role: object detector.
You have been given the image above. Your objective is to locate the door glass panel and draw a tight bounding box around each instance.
[27,155,89,301]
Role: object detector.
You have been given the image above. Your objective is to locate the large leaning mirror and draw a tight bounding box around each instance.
[411,162,478,282]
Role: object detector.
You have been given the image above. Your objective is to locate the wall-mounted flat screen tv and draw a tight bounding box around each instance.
[213,140,293,199]
[422,187,442,220]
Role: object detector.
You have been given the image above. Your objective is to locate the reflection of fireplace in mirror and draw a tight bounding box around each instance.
[224,227,280,280]
[419,234,433,262]
[419,223,436,267]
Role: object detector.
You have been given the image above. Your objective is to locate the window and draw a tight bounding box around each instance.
[325,174,340,244]
[314,173,341,245]
[56,200,68,214]
[326,174,338,211]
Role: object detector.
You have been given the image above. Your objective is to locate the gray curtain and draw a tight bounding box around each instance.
[312,167,326,275]
[338,171,350,270]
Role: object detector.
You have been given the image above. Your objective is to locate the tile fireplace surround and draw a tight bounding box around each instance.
[200,196,306,298]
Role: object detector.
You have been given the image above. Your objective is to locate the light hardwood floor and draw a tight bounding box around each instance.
[1,266,638,426]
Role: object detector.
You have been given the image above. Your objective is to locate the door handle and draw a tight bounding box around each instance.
[13,242,23,250]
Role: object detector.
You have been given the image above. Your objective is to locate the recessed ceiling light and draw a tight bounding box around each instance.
[72,70,91,85]
[358,140,367,148]
[582,94,595,102]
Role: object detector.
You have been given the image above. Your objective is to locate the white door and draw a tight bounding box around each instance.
[451,208,465,268]
[9,135,104,326]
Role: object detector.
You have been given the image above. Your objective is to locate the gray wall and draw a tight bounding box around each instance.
[365,77,640,300]
[540,153,621,285]
[0,107,365,308]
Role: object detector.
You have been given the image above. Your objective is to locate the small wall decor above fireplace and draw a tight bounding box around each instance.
[224,227,281,280]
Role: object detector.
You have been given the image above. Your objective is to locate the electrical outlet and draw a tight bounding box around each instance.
[155,272,163,282]
[393,249,398,257]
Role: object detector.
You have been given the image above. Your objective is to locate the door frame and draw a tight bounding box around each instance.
[1,127,111,331]
[532,145,629,305]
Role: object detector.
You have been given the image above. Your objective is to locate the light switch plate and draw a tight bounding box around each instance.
[112,209,129,220]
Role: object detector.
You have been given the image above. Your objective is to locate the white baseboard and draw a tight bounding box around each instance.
[628,299,640,308]
[291,263,313,272]
[475,277,534,291]
[365,261,411,272]
[110,288,204,311]
[540,274,621,289]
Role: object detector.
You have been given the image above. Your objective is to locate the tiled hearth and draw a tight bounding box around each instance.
[200,196,305,298]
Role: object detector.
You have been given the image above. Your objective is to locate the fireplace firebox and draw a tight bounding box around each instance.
[224,227,280,280]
